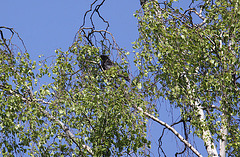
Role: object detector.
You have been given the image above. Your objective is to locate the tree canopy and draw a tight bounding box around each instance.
[0,0,240,156]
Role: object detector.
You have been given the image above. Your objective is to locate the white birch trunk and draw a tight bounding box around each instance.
[219,32,228,157]
[219,114,227,157]
[195,101,219,157]
[185,72,218,156]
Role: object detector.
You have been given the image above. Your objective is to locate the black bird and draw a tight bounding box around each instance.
[140,0,147,6]
[100,55,130,82]
[100,55,115,70]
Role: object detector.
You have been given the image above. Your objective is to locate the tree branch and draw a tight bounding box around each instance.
[133,105,203,157]
[0,84,94,155]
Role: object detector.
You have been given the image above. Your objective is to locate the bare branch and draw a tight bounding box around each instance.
[0,26,28,53]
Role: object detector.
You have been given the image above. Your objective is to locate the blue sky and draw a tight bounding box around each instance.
[1,0,139,60]
[1,0,208,156]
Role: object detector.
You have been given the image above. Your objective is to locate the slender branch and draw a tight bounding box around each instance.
[80,0,98,29]
[184,8,205,20]
[0,29,13,55]
[133,105,203,157]
[0,26,28,53]
[175,120,188,156]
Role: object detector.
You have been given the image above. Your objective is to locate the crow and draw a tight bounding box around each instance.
[100,55,130,82]
[100,55,115,70]
[140,0,147,6]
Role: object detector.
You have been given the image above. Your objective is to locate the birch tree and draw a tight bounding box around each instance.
[0,0,240,156]
[135,0,240,156]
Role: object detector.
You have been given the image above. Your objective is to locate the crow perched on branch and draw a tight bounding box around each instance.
[100,55,130,82]
[100,55,114,70]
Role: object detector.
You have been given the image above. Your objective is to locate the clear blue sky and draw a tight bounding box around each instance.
[1,0,208,156]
